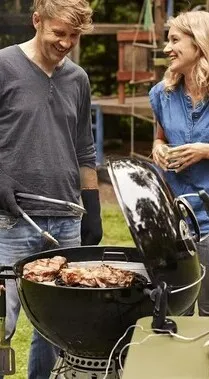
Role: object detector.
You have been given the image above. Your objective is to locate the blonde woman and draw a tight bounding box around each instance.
[150,11,209,317]
[0,0,102,378]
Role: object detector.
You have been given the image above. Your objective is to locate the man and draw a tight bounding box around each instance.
[0,0,102,377]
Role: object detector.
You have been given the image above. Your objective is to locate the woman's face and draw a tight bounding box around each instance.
[163,25,200,75]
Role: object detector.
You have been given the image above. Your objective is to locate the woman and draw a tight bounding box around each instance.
[149,11,209,316]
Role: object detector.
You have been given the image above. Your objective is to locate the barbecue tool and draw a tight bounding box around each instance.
[16,193,87,215]
[15,193,87,247]
[16,205,60,247]
[0,280,15,375]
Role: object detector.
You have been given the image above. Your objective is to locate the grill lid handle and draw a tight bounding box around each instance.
[102,250,128,262]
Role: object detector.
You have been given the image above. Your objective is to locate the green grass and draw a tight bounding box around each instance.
[101,204,134,246]
[5,204,133,378]
[7,310,32,379]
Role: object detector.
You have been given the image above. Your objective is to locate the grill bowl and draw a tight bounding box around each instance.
[12,245,201,358]
[14,246,151,357]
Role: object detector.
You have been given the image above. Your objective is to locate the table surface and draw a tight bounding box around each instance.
[122,316,209,379]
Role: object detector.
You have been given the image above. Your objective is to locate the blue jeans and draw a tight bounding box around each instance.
[183,234,209,316]
[0,216,81,379]
[196,234,209,315]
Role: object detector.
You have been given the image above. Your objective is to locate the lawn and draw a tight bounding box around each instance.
[5,203,134,378]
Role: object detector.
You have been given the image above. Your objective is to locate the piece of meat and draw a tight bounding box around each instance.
[24,265,58,282]
[60,267,97,287]
[23,256,67,282]
[23,256,137,287]
[48,256,67,270]
[60,264,135,288]
[93,265,135,287]
[23,259,50,275]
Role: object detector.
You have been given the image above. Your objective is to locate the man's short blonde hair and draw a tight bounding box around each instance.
[33,0,93,33]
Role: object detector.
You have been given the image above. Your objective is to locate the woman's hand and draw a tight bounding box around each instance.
[152,144,169,171]
[168,143,209,172]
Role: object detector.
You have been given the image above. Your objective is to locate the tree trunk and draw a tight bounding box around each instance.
[15,0,21,13]
[154,0,165,81]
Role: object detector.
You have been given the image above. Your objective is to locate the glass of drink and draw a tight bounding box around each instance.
[166,144,181,171]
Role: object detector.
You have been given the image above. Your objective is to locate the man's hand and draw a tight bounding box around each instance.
[0,170,27,217]
[168,143,209,172]
[81,189,103,245]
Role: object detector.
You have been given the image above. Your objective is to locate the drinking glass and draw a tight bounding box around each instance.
[163,144,181,172]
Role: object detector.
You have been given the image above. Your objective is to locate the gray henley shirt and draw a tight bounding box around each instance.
[0,45,96,216]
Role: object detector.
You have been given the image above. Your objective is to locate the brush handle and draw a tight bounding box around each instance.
[0,279,6,318]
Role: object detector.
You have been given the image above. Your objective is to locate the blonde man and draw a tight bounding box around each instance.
[0,0,102,378]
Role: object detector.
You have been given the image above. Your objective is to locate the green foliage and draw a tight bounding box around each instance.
[90,0,141,23]
[174,0,206,14]
[81,35,117,97]
[0,0,16,13]
[81,1,143,98]
[0,0,32,13]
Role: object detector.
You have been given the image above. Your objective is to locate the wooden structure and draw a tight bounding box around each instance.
[91,95,153,123]
[116,0,166,104]
[117,30,159,104]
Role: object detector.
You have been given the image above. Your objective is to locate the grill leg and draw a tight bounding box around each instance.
[49,350,65,379]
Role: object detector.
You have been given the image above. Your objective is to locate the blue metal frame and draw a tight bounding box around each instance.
[167,0,174,18]
[91,104,104,166]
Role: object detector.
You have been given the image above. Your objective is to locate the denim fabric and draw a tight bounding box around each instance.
[196,235,209,316]
[183,235,209,316]
[0,215,81,379]
[149,82,209,234]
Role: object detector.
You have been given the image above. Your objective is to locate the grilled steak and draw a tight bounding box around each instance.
[23,257,144,288]
[60,264,135,288]
[23,256,67,282]
[60,266,97,287]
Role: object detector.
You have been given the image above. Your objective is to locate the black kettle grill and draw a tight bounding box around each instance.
[0,157,203,363]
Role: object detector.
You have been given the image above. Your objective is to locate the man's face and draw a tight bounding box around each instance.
[33,13,80,65]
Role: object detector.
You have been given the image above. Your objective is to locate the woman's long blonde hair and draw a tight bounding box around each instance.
[33,0,93,34]
[163,11,209,93]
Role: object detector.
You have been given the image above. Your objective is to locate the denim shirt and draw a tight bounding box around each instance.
[149,81,209,234]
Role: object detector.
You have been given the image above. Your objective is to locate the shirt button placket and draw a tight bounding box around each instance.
[49,79,53,94]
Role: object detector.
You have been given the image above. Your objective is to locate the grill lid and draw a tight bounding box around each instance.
[107,156,201,289]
